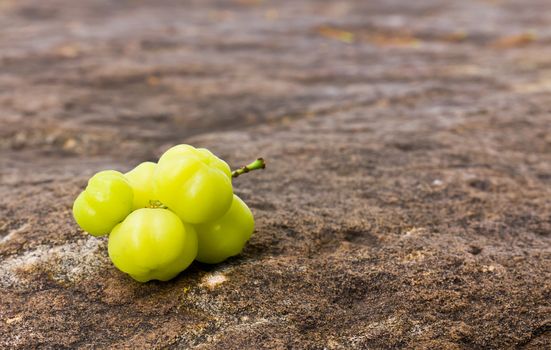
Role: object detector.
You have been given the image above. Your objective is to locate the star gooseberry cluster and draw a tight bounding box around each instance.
[72,144,265,282]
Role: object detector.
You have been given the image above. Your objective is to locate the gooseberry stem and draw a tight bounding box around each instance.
[231,158,266,178]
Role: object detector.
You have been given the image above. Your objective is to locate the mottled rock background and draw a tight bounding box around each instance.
[0,0,550,348]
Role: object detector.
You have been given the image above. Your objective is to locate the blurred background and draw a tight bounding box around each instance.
[2,0,549,164]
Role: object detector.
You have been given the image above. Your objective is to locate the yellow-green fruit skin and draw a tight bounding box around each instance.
[108,208,198,282]
[195,195,254,264]
[125,161,157,210]
[72,170,133,237]
[153,144,233,224]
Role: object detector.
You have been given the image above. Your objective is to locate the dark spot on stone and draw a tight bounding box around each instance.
[468,246,482,255]
[392,140,438,152]
[249,200,276,211]
[468,179,491,191]
[343,228,380,246]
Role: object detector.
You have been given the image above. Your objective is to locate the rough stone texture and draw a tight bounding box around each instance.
[0,0,550,349]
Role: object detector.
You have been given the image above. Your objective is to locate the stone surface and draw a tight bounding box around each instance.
[0,0,550,348]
